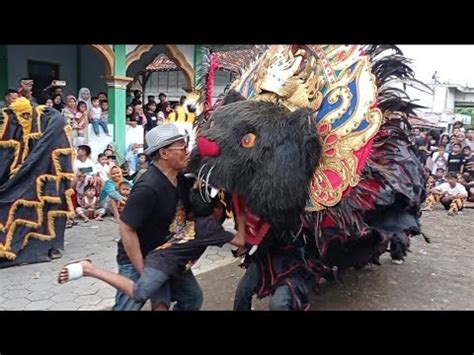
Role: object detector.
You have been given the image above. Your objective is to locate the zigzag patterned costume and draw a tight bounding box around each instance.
[188,45,428,310]
[0,98,75,268]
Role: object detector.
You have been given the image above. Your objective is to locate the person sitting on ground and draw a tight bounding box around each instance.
[103,148,118,167]
[105,142,125,165]
[112,181,132,217]
[99,166,127,223]
[463,174,474,207]
[125,144,140,176]
[57,188,247,310]
[434,167,446,186]
[131,153,148,182]
[426,175,436,193]
[96,153,110,184]
[422,172,468,216]
[76,184,106,222]
[463,144,474,180]
[120,162,134,182]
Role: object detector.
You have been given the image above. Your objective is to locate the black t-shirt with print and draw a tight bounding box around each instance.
[447,153,465,172]
[145,112,158,131]
[144,216,234,276]
[116,165,192,265]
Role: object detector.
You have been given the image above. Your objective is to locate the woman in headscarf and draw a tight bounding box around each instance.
[61,95,77,141]
[98,166,130,222]
[106,142,125,165]
[77,87,92,112]
[52,94,65,112]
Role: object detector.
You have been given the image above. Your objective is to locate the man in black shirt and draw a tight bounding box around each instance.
[57,189,246,306]
[447,143,465,173]
[112,124,201,310]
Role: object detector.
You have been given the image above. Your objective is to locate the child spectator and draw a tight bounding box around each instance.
[100,99,109,122]
[115,181,132,215]
[96,153,110,183]
[434,167,446,186]
[99,166,127,223]
[431,145,449,174]
[73,101,89,146]
[90,96,110,136]
[76,184,106,222]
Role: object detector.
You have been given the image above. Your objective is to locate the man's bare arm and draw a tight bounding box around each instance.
[119,221,144,274]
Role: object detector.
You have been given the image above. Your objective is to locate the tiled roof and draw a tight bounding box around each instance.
[146,47,260,73]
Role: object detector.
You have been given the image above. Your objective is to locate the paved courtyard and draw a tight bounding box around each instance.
[1,208,473,310]
[0,219,236,310]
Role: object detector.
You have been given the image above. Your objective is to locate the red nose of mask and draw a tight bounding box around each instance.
[197,136,221,158]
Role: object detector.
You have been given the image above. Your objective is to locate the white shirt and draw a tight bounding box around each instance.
[90,106,102,120]
[431,152,449,174]
[96,162,110,182]
[73,158,97,176]
[435,182,467,197]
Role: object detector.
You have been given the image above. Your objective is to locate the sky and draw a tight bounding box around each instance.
[399,45,474,86]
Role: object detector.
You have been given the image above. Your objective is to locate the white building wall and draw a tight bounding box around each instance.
[432,86,447,113]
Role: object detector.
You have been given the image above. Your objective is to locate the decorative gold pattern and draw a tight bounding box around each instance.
[0,100,75,260]
[230,45,382,211]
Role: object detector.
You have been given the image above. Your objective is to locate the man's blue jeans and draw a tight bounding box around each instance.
[112,263,203,311]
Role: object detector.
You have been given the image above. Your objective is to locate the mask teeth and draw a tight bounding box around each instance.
[204,165,215,203]
[197,163,208,202]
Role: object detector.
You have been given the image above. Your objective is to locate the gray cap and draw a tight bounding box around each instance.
[144,124,188,156]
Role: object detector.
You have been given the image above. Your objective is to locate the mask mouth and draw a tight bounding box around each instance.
[232,193,271,246]
[190,166,271,246]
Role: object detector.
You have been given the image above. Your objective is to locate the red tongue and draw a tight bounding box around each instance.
[232,193,270,245]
